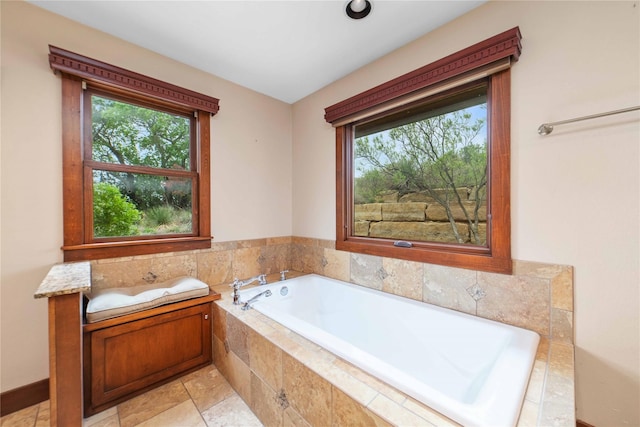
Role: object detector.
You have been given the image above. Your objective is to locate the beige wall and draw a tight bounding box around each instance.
[0,1,292,392]
[2,1,639,426]
[292,1,639,425]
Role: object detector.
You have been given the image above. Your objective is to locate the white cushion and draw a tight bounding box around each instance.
[86,276,210,323]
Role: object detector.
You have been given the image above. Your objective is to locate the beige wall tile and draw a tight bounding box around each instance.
[551,267,573,311]
[233,247,263,279]
[213,335,229,377]
[212,302,227,342]
[291,244,324,273]
[226,351,253,406]
[551,309,573,343]
[238,238,267,249]
[317,239,336,249]
[292,237,317,246]
[423,263,477,315]
[250,372,284,427]
[226,311,250,364]
[148,253,197,282]
[260,244,291,275]
[350,254,384,290]
[513,260,564,279]
[267,236,293,245]
[548,341,574,379]
[382,258,423,301]
[249,328,283,391]
[332,386,392,427]
[210,241,238,252]
[282,352,332,426]
[91,258,152,289]
[477,272,550,336]
[323,248,350,282]
[197,250,233,286]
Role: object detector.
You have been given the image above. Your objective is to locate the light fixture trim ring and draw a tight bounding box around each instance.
[346,0,372,20]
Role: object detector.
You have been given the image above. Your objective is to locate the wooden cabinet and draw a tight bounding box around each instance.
[83,293,219,416]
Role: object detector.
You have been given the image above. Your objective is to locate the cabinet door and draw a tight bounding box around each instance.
[87,303,211,411]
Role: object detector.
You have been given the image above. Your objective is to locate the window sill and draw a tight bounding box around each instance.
[336,238,512,275]
[62,237,212,261]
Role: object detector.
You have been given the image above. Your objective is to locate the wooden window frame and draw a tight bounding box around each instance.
[326,28,522,274]
[50,46,218,261]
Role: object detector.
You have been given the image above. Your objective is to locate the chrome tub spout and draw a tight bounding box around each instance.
[241,289,272,311]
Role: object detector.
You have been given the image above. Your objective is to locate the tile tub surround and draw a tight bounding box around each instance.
[89,236,573,344]
[212,281,575,426]
[89,237,292,292]
[291,237,574,344]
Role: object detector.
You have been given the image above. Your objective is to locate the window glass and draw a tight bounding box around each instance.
[352,84,488,246]
[88,93,196,241]
[91,95,191,170]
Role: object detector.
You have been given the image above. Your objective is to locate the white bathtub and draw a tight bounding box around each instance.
[239,274,539,427]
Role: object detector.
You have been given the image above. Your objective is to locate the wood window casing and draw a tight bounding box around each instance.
[326,28,521,274]
[51,46,218,261]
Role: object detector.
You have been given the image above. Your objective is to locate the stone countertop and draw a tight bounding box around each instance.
[212,272,575,426]
[34,261,91,299]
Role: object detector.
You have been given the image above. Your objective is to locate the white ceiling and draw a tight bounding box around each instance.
[29,0,485,104]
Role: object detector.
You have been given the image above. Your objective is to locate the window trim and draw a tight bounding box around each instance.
[327,29,521,274]
[51,46,217,261]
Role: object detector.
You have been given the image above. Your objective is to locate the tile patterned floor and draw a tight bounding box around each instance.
[0,365,262,427]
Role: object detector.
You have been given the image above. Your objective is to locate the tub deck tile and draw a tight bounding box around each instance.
[402,397,460,427]
[368,394,436,426]
[332,387,392,427]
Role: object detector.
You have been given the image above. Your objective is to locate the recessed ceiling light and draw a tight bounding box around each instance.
[346,0,372,20]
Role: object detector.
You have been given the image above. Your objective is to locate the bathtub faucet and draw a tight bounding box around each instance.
[230,274,267,305]
[241,289,272,311]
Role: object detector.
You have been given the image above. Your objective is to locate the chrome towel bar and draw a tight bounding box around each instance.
[538,105,640,135]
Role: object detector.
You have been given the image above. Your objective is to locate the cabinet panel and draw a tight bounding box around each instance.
[84,300,213,416]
